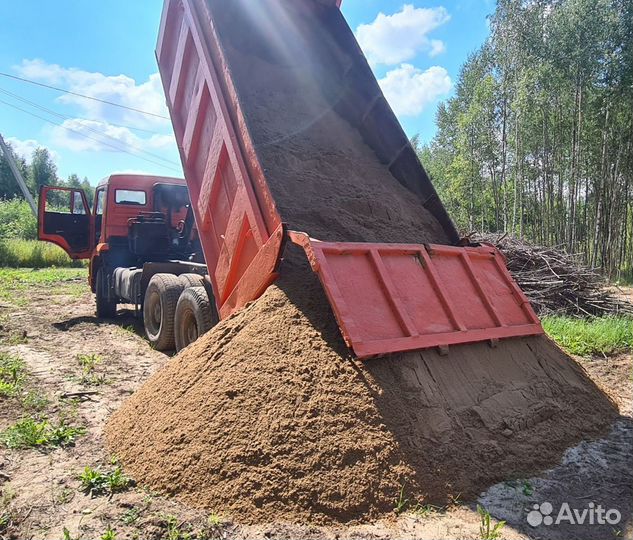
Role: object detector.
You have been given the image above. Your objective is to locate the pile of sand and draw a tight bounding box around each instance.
[106,251,617,524]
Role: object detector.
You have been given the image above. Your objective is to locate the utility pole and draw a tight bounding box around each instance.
[0,132,37,217]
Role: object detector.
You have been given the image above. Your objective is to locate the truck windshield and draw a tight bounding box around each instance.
[115,189,146,206]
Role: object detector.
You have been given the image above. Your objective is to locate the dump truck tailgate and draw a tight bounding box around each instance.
[290,233,543,358]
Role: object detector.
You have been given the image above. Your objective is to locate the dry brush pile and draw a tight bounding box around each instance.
[474,233,633,317]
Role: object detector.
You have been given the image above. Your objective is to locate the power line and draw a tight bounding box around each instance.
[0,87,180,167]
[0,98,181,173]
[0,71,170,120]
[1,85,162,134]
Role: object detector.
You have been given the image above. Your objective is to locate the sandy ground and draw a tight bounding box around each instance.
[0,270,631,540]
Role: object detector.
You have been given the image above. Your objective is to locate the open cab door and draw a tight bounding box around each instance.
[38,186,93,259]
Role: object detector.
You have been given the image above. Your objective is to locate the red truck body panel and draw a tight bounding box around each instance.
[157,0,285,318]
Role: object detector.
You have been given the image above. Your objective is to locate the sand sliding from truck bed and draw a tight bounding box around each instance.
[106,251,618,524]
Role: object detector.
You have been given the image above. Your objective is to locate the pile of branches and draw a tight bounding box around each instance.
[472,233,633,317]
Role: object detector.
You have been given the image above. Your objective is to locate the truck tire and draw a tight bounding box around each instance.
[178,273,205,289]
[174,286,217,352]
[143,273,184,351]
[96,268,117,318]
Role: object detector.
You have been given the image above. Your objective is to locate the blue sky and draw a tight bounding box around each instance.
[0,0,492,184]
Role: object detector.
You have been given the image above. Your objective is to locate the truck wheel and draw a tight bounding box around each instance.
[174,286,217,352]
[179,273,205,289]
[143,274,183,351]
[96,268,117,318]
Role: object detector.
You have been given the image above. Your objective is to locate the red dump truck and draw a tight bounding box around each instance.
[39,0,543,357]
[38,174,217,351]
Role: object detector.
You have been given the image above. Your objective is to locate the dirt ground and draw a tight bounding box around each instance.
[0,271,631,540]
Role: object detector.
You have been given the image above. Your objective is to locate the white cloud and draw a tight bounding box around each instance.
[49,118,175,154]
[429,39,446,58]
[379,64,452,117]
[12,59,178,162]
[15,59,169,129]
[356,4,450,65]
[5,136,60,164]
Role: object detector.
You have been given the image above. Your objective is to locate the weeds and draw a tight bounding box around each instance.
[54,487,75,505]
[0,239,85,269]
[5,332,28,345]
[77,353,102,372]
[163,515,190,540]
[121,507,141,525]
[0,486,16,536]
[0,353,26,397]
[206,514,222,528]
[79,466,132,497]
[394,484,410,515]
[543,315,633,356]
[76,353,108,386]
[521,480,534,496]
[47,423,86,447]
[62,527,79,540]
[477,504,506,540]
[20,390,49,411]
[0,418,84,449]
[101,524,117,540]
[411,503,444,518]
[0,268,87,306]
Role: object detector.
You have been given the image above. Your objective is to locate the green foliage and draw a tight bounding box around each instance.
[0,199,37,240]
[0,142,29,199]
[543,316,633,356]
[121,507,141,525]
[0,418,49,448]
[163,515,191,540]
[421,0,633,279]
[0,267,87,305]
[0,353,26,397]
[20,390,50,411]
[411,503,444,518]
[521,480,534,497]
[0,239,85,268]
[101,525,117,540]
[0,418,85,449]
[477,504,506,540]
[62,527,78,540]
[394,484,409,515]
[79,466,132,497]
[76,354,108,386]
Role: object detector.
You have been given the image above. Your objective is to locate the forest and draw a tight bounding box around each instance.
[419,0,632,280]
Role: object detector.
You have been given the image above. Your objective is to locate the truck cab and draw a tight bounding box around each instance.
[38,174,217,352]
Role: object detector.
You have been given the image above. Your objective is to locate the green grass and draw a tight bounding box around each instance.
[477,504,506,539]
[0,353,26,397]
[79,466,132,497]
[0,418,85,449]
[0,267,87,305]
[543,315,633,356]
[76,354,108,386]
[0,239,86,269]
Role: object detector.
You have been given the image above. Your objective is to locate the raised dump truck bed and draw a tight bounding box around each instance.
[157,0,543,357]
